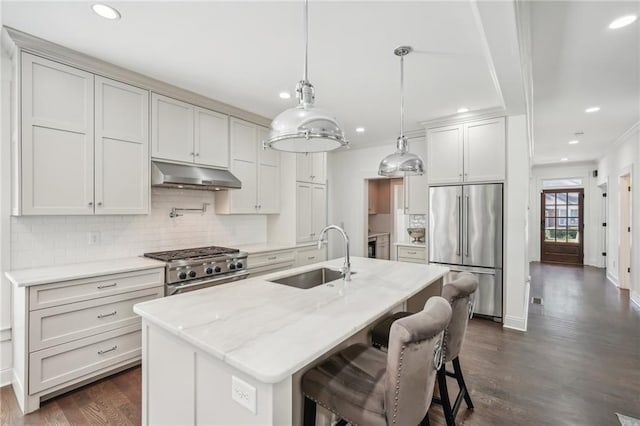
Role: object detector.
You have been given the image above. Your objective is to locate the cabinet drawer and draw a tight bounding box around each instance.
[248,250,296,269]
[29,324,141,394]
[398,257,426,264]
[30,287,162,351]
[29,268,164,310]
[295,246,326,268]
[397,247,425,260]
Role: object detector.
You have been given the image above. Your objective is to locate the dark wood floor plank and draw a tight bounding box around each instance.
[1,263,639,425]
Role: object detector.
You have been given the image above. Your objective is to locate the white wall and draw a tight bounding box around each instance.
[503,115,531,331]
[597,122,640,305]
[528,162,602,267]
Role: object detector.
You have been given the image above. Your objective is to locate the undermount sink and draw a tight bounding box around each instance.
[269,267,356,290]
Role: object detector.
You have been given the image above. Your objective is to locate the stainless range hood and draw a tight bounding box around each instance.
[151,161,241,191]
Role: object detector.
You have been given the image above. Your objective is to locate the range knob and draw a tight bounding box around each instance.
[214,266,222,273]
[229,263,236,270]
[188,270,197,278]
[236,262,243,269]
[206,267,213,274]
[178,272,187,280]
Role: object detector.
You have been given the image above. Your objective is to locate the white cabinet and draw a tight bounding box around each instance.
[397,245,426,264]
[151,93,229,169]
[296,152,326,183]
[20,53,94,215]
[426,117,505,184]
[404,138,429,214]
[95,76,149,214]
[296,183,327,243]
[375,234,390,260]
[19,53,149,215]
[215,118,279,214]
[246,249,296,277]
[11,266,164,413]
[294,245,327,267]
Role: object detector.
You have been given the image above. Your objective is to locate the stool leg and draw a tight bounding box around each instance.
[420,411,431,426]
[452,357,474,409]
[303,396,316,426]
[437,366,456,426]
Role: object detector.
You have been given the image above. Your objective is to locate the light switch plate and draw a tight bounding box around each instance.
[231,376,256,414]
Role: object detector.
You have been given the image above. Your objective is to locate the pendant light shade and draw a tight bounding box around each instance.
[378,46,424,177]
[263,0,348,153]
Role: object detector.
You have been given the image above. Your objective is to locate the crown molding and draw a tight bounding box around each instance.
[420,107,506,129]
[3,26,272,127]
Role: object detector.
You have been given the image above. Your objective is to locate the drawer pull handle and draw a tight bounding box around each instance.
[97,311,117,319]
[97,283,117,289]
[407,251,417,254]
[97,345,118,355]
[267,256,277,260]
[307,256,315,260]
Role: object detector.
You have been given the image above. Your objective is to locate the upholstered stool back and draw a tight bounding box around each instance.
[441,272,478,362]
[385,296,452,425]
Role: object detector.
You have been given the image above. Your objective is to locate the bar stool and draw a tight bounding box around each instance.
[370,272,479,426]
[301,297,452,426]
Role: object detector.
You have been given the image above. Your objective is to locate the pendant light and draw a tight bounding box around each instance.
[263,0,348,153]
[378,46,425,177]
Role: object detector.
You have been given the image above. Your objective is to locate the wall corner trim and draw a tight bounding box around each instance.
[503,315,527,332]
[0,367,12,387]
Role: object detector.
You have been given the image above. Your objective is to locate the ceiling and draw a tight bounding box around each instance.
[1,1,503,149]
[531,1,640,165]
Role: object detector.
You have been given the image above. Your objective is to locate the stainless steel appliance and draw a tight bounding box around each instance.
[429,183,503,319]
[144,246,249,295]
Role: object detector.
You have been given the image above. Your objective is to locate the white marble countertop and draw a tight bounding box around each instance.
[5,257,166,287]
[395,241,427,248]
[134,256,448,384]
[368,232,390,238]
[235,242,316,255]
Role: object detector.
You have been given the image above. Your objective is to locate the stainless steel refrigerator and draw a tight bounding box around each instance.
[428,183,503,319]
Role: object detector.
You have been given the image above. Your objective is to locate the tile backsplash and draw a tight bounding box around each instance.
[10,188,267,270]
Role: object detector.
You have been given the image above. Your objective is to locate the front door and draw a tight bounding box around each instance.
[541,189,584,265]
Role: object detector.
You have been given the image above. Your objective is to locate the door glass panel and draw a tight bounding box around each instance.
[545,229,555,241]
[545,218,556,228]
[568,227,580,243]
[545,193,555,205]
[568,217,579,226]
[556,227,568,242]
[545,208,555,217]
[568,206,579,217]
[556,193,567,204]
[557,217,566,227]
[567,192,579,205]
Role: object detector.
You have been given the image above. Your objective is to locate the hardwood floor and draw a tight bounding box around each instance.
[2,262,639,425]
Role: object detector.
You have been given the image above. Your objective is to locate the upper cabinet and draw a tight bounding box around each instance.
[18,53,149,215]
[151,93,229,169]
[215,118,279,214]
[296,152,326,183]
[426,117,505,184]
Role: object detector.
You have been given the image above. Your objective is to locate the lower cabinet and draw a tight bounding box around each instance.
[247,249,296,277]
[374,234,390,260]
[294,245,327,268]
[396,245,426,264]
[11,266,164,414]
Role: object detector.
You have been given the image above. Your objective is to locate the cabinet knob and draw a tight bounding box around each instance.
[190,152,195,156]
[88,202,93,206]
[97,202,103,207]
[195,153,200,157]
[258,205,262,209]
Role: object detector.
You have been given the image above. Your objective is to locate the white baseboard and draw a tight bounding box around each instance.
[606,271,619,287]
[0,367,11,387]
[631,292,640,309]
[503,315,527,331]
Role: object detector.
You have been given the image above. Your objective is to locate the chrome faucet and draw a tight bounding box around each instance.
[317,225,351,281]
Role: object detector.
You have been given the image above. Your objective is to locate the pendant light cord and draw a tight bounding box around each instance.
[303,0,309,82]
[400,53,404,138]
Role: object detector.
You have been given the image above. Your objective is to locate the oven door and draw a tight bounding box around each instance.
[166,270,250,296]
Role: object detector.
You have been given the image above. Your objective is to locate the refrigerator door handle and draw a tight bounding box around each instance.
[456,195,462,256]
[465,194,470,257]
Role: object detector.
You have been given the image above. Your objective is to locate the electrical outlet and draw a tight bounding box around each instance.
[88,231,101,245]
[231,376,256,414]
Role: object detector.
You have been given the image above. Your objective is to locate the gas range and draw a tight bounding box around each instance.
[144,246,249,295]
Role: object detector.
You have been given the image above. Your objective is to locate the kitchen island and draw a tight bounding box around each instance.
[133,256,448,425]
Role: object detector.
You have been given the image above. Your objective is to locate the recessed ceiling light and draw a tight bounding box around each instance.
[278,92,291,99]
[609,15,637,29]
[355,127,365,133]
[585,106,600,113]
[560,157,569,162]
[568,140,579,145]
[92,3,121,20]
[457,107,469,113]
